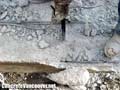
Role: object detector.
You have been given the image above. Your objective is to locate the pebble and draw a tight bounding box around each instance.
[3,16,9,21]
[6,33,10,36]
[84,22,91,36]
[106,73,111,78]
[13,35,20,40]
[48,68,90,86]
[38,35,42,41]
[74,0,82,6]
[32,32,37,38]
[11,29,16,33]
[0,26,2,30]
[27,35,33,41]
[100,85,107,90]
[97,80,102,84]
[70,85,86,90]
[91,29,97,36]
[0,11,8,20]
[74,15,81,21]
[0,33,2,36]
[93,83,97,87]
[0,73,5,84]
[15,7,22,14]
[0,26,7,33]
[9,2,17,7]
[17,0,29,7]
[36,30,44,35]
[38,40,49,49]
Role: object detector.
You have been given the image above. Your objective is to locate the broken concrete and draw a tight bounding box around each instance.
[48,67,90,90]
[0,0,119,90]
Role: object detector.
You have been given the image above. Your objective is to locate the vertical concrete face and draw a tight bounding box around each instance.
[0,0,120,64]
[0,0,120,90]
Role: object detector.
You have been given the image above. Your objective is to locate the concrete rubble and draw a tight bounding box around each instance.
[48,67,90,90]
[0,0,120,90]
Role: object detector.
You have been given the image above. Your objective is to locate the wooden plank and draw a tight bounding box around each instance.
[0,62,64,73]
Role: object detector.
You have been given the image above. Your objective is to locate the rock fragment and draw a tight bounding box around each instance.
[27,35,33,41]
[91,28,97,36]
[104,33,120,58]
[0,73,5,84]
[74,0,82,6]
[0,11,7,20]
[0,26,7,33]
[70,86,87,90]
[38,40,49,49]
[17,0,29,7]
[48,67,90,90]
[100,85,107,90]
[15,7,22,14]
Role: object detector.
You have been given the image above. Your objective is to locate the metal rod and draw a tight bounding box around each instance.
[60,61,119,64]
[61,19,66,41]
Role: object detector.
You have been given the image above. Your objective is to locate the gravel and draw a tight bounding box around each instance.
[0,0,119,90]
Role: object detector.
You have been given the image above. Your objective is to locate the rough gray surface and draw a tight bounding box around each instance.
[0,0,120,90]
[48,67,90,90]
[0,0,119,64]
[1,69,120,90]
[86,72,120,90]
[48,67,90,85]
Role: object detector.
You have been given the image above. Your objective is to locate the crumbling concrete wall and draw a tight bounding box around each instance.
[0,0,120,90]
[0,0,119,64]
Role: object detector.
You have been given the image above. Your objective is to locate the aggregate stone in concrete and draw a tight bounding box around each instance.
[0,1,119,90]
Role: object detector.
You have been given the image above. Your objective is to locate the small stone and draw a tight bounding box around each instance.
[38,40,49,49]
[0,73,4,84]
[15,7,22,14]
[24,77,27,80]
[0,26,2,30]
[91,29,97,36]
[74,0,82,6]
[21,16,27,21]
[17,0,29,7]
[70,85,86,90]
[100,85,107,90]
[0,33,2,36]
[3,16,10,21]
[92,83,98,90]
[48,67,90,86]
[109,76,113,79]
[74,16,81,21]
[6,33,10,36]
[9,2,17,7]
[0,11,7,20]
[84,22,91,36]
[93,83,98,87]
[38,35,42,41]
[27,35,33,41]
[27,16,33,21]
[97,80,102,84]
[36,30,44,35]
[0,26,7,33]
[32,32,37,38]
[11,29,16,33]
[106,73,111,78]
[13,35,20,40]
[57,86,72,90]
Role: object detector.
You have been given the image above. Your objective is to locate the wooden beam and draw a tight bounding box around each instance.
[0,62,64,73]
